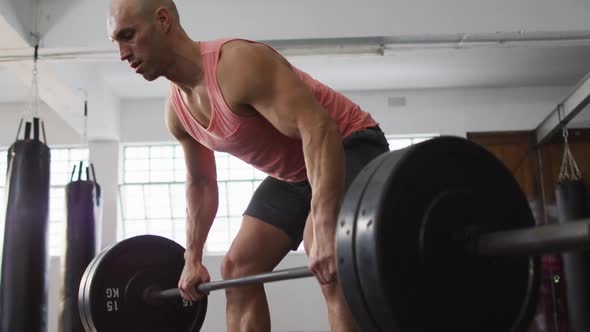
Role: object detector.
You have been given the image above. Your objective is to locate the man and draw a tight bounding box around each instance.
[108,0,389,330]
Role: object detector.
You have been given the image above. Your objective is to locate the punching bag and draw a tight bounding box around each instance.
[59,162,101,332]
[554,130,590,332]
[556,179,590,332]
[0,118,51,332]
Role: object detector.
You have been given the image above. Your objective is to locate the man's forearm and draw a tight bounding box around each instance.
[302,121,345,227]
[185,177,218,262]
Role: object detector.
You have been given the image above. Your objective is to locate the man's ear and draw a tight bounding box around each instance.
[155,7,171,32]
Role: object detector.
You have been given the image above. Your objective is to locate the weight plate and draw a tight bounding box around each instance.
[354,136,540,332]
[79,245,110,332]
[79,235,207,332]
[336,151,392,332]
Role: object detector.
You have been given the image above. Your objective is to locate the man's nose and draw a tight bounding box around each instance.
[119,44,132,62]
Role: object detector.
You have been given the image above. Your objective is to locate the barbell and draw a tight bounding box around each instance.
[78,136,590,332]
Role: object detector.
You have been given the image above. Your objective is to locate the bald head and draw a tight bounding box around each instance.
[109,0,179,23]
[108,0,182,45]
[108,0,185,82]
[139,0,179,21]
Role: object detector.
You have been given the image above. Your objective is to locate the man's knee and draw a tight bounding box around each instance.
[220,253,242,280]
[220,253,268,300]
[220,251,263,281]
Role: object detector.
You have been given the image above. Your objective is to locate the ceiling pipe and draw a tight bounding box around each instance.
[383,30,590,52]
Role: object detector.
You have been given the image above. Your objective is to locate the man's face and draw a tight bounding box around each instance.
[108,6,166,81]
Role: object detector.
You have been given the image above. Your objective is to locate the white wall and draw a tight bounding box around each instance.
[345,86,575,138]
[0,84,586,332]
[119,98,172,143]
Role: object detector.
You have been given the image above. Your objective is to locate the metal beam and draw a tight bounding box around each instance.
[535,72,590,145]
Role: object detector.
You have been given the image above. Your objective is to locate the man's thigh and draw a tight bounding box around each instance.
[244,176,311,251]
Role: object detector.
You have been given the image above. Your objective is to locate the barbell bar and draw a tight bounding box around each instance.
[143,218,590,304]
[478,218,590,256]
[78,136,590,332]
[146,266,313,302]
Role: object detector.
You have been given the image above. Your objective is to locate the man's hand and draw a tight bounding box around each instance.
[309,221,338,284]
[178,257,211,302]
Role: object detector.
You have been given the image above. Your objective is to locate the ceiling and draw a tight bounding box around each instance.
[0,43,588,103]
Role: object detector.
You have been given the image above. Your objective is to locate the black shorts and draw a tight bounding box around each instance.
[244,126,390,250]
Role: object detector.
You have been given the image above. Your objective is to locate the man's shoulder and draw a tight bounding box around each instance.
[202,38,265,51]
[215,39,271,75]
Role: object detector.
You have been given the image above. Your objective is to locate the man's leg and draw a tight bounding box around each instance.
[303,217,361,332]
[222,215,293,332]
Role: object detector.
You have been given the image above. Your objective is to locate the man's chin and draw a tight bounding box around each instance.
[141,72,159,82]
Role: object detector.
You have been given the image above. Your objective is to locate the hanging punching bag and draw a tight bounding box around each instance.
[59,162,101,332]
[556,179,590,332]
[0,118,51,332]
[554,131,590,332]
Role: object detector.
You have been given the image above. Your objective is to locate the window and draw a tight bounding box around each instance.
[386,133,439,151]
[0,147,88,257]
[119,145,266,253]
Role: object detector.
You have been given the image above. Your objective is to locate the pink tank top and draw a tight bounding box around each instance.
[169,38,378,182]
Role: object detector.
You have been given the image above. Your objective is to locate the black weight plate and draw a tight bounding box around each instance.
[81,244,128,332]
[336,151,392,332]
[355,136,540,332]
[79,245,110,332]
[80,235,207,332]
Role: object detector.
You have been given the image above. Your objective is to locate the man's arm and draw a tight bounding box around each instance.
[165,98,218,262]
[218,42,345,283]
